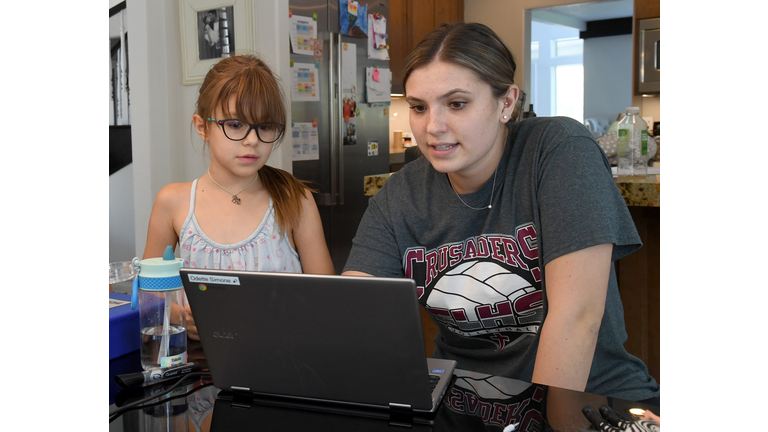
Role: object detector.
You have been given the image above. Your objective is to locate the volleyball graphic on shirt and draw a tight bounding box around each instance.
[426,260,542,338]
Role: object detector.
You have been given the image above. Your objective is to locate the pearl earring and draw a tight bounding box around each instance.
[503,115,509,120]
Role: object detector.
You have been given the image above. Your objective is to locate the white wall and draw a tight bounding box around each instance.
[110,165,136,263]
[583,33,633,122]
[111,0,291,260]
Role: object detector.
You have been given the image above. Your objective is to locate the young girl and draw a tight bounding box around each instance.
[343,23,659,403]
[143,54,335,338]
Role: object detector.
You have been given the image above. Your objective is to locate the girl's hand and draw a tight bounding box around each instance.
[186,304,200,341]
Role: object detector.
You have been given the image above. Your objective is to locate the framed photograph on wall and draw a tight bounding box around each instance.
[179,0,254,85]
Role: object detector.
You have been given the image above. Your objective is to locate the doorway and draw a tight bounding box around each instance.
[525,0,633,128]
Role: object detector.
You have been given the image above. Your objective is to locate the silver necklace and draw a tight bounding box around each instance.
[207,171,258,205]
[448,165,498,210]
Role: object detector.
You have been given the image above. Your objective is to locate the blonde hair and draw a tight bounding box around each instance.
[196,54,315,234]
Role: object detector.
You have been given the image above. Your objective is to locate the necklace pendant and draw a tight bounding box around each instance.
[232,195,241,205]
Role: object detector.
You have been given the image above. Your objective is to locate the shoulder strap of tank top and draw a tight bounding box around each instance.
[186,178,198,221]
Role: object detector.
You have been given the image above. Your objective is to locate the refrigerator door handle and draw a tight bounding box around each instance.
[334,32,345,205]
[328,32,338,206]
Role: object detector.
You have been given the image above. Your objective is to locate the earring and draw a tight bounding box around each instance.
[503,115,509,120]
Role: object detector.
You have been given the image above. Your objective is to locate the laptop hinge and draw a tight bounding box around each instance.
[229,387,253,409]
[388,403,414,427]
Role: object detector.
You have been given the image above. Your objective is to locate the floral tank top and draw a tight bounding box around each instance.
[178,179,302,273]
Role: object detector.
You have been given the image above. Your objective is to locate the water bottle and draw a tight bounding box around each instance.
[617,107,649,177]
[131,246,187,370]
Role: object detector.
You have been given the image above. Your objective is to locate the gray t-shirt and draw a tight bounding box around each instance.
[344,116,659,401]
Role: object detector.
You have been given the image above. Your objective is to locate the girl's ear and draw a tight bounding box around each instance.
[192,114,208,141]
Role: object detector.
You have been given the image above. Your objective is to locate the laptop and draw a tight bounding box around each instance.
[180,268,456,423]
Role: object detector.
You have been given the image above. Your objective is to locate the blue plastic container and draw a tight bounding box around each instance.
[109,292,140,359]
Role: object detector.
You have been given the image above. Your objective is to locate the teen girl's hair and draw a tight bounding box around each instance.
[196,54,315,235]
[401,22,517,99]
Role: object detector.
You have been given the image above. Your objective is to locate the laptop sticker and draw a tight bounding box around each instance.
[186,274,240,285]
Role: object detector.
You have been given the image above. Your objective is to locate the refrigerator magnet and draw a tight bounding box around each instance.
[368,141,378,156]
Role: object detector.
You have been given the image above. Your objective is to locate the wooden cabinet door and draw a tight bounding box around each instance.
[434,0,464,27]
[389,0,464,94]
[635,0,660,20]
[389,0,409,94]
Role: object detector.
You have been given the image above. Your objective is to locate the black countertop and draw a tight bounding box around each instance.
[109,343,660,431]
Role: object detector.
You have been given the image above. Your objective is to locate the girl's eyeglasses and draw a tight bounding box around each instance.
[206,118,285,143]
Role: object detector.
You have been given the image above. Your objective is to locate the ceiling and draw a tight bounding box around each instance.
[531,0,633,30]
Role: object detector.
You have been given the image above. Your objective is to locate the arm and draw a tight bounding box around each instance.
[291,191,335,275]
[531,243,613,392]
[142,184,182,259]
[341,271,373,277]
[142,184,199,339]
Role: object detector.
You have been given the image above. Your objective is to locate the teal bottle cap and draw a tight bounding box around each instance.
[138,246,183,279]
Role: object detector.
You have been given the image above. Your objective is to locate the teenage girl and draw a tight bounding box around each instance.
[343,23,659,403]
[143,54,335,339]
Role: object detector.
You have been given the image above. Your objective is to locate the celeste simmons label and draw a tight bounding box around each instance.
[187,274,240,285]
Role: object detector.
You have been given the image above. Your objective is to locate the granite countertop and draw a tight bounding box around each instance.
[614,175,660,207]
[364,173,392,197]
[365,172,659,207]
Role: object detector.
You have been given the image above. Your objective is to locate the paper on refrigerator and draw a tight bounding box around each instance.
[367,14,389,60]
[366,67,391,103]
[291,62,320,101]
[291,122,319,161]
[290,15,317,56]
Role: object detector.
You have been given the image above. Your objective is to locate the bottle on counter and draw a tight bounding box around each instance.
[522,104,537,120]
[617,107,649,177]
[131,246,188,371]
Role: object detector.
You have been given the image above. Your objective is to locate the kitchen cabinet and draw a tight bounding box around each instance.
[633,0,660,95]
[616,205,660,385]
[634,0,660,20]
[388,0,464,95]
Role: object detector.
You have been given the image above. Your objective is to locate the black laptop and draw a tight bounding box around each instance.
[181,269,456,423]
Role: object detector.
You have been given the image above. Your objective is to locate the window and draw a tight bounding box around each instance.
[530,21,583,121]
[554,37,583,57]
[555,64,584,121]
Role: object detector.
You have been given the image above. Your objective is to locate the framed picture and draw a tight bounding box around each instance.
[179,0,254,85]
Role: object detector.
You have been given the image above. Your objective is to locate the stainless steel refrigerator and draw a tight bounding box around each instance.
[290,0,391,273]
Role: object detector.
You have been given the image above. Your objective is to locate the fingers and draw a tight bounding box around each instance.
[185,304,200,341]
[641,410,661,426]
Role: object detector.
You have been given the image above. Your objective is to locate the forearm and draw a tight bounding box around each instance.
[532,311,601,392]
[532,243,612,392]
